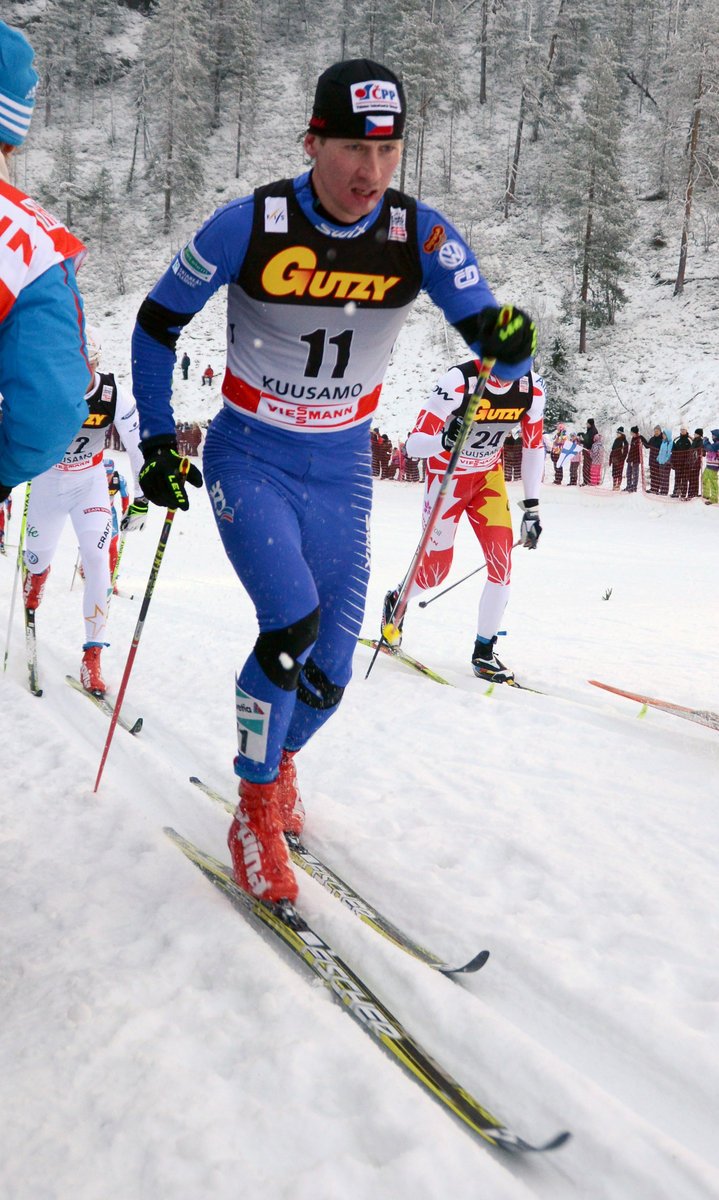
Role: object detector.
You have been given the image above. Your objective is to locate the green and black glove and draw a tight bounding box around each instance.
[139,439,203,510]
[121,497,150,531]
[476,305,537,365]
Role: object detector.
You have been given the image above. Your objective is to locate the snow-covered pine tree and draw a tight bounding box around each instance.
[137,0,212,235]
[664,0,719,294]
[560,36,635,353]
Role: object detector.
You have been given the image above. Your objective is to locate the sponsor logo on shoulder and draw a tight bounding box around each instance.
[350,81,402,114]
[453,264,480,290]
[438,239,466,270]
[173,239,216,287]
[388,206,407,242]
[423,224,446,253]
[264,196,288,233]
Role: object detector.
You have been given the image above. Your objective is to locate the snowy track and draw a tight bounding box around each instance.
[1,472,718,1199]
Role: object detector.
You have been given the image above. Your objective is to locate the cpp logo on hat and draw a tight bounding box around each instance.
[351,80,402,114]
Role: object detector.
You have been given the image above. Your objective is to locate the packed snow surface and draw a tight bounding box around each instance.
[1,463,717,1200]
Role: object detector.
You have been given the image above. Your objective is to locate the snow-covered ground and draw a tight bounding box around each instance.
[1,462,717,1200]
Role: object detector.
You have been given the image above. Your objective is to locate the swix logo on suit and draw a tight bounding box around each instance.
[261,245,400,303]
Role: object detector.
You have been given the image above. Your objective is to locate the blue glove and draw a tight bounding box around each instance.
[518,500,541,548]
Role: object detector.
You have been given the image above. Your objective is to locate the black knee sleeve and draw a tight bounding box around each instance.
[297,656,345,711]
[254,607,320,691]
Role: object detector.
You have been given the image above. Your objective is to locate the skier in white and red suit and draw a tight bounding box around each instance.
[383,360,545,683]
[22,328,148,695]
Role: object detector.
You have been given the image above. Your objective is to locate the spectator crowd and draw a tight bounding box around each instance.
[545,419,719,505]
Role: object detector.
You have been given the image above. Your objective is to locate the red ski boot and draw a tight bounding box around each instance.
[23,565,51,610]
[80,644,106,695]
[228,779,298,903]
[275,749,305,837]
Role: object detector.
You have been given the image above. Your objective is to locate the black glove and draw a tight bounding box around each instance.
[476,305,537,365]
[0,482,11,503]
[518,500,542,548]
[121,497,149,531]
[441,416,463,452]
[139,440,203,510]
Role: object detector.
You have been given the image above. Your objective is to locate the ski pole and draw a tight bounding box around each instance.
[365,347,500,681]
[418,564,487,608]
[417,539,522,609]
[111,531,127,588]
[70,549,82,591]
[3,483,31,673]
[93,464,189,792]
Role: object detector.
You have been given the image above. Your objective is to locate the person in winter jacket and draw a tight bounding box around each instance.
[646,425,663,493]
[671,426,693,500]
[582,418,599,484]
[550,423,567,484]
[589,432,604,485]
[0,21,90,503]
[656,429,673,495]
[625,425,647,493]
[180,352,191,380]
[567,434,583,485]
[609,426,628,490]
[702,429,719,505]
[689,429,704,499]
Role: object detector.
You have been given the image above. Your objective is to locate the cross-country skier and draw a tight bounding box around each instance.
[131,58,538,904]
[0,21,90,503]
[381,362,545,683]
[104,457,130,588]
[22,328,147,694]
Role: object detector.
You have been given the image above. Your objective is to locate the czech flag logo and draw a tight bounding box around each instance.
[365,114,395,137]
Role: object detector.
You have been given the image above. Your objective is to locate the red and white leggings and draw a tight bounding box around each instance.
[407,464,514,642]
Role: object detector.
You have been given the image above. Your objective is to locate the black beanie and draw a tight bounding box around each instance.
[617,426,624,433]
[308,59,405,140]
[631,425,639,433]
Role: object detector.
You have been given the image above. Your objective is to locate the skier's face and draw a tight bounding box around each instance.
[304,135,402,224]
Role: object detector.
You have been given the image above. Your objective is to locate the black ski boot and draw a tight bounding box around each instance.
[381,587,404,648]
[471,636,515,684]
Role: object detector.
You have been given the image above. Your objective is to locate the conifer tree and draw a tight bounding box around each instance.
[666,0,719,294]
[137,0,212,235]
[560,37,635,352]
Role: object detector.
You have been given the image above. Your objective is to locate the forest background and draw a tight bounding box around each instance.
[5,0,719,437]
